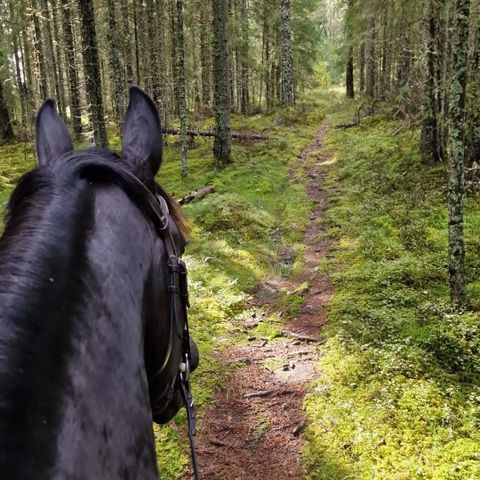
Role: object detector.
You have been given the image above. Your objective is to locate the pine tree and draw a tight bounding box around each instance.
[280,0,294,106]
[176,0,188,177]
[212,0,231,165]
[78,0,108,146]
[60,0,83,140]
[447,0,470,308]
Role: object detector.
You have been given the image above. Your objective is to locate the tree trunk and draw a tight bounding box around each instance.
[0,78,14,143]
[20,4,36,122]
[199,0,211,107]
[176,0,188,178]
[212,0,231,165]
[280,0,294,106]
[40,0,64,117]
[60,0,83,140]
[447,0,470,308]
[9,0,27,129]
[365,15,376,99]
[78,0,108,146]
[420,1,440,164]
[133,0,141,84]
[359,42,365,93]
[31,0,49,99]
[120,0,134,85]
[239,0,250,113]
[107,0,124,122]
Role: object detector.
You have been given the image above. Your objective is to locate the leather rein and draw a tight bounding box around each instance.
[76,160,200,480]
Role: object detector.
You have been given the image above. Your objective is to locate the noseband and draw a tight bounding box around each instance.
[75,160,200,479]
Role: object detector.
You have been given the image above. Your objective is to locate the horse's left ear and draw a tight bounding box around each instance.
[121,86,163,185]
[35,99,73,167]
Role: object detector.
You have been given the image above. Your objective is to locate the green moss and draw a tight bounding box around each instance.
[304,106,480,480]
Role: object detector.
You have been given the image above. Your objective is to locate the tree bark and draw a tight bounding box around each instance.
[9,0,27,128]
[359,42,365,93]
[0,78,14,143]
[280,0,294,106]
[78,0,108,146]
[420,1,441,164]
[31,0,49,100]
[106,0,124,122]
[365,15,376,99]
[199,0,211,107]
[212,0,231,165]
[447,0,470,308]
[176,0,188,178]
[60,0,83,140]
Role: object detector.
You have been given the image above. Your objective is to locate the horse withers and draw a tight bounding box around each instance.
[0,87,198,479]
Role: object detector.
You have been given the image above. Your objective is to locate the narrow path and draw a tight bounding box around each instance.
[194,121,333,479]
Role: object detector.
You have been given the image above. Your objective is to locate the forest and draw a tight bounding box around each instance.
[1,0,480,479]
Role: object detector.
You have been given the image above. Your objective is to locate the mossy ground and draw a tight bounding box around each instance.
[304,104,480,479]
[0,99,327,478]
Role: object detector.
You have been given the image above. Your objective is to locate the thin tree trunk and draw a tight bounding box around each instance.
[31,0,49,99]
[78,0,108,146]
[240,0,249,113]
[107,0,124,122]
[212,0,231,165]
[280,0,294,106]
[365,15,376,98]
[447,0,470,308]
[420,0,440,164]
[20,6,36,122]
[133,0,141,84]
[60,0,83,140]
[0,78,14,143]
[120,0,134,85]
[176,0,188,178]
[359,42,365,93]
[40,0,64,117]
[9,1,27,129]
[199,0,211,107]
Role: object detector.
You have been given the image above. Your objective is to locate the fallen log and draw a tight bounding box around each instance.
[163,127,269,141]
[178,185,216,205]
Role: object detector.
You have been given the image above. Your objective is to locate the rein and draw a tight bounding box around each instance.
[76,160,201,480]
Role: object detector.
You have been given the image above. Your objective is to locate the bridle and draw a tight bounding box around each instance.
[75,159,200,479]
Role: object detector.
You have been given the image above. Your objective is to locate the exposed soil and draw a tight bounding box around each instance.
[193,122,333,480]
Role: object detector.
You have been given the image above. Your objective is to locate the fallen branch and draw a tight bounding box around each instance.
[163,127,269,141]
[284,331,325,344]
[243,390,273,399]
[335,120,360,129]
[178,185,216,205]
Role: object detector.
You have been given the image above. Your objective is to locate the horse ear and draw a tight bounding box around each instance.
[35,99,73,167]
[121,86,163,185]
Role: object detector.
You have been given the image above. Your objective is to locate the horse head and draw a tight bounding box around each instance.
[0,87,198,478]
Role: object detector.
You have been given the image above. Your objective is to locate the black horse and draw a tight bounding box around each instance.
[0,87,198,479]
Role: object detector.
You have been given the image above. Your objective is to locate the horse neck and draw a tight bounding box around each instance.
[0,185,160,479]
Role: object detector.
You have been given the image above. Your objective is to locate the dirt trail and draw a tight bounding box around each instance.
[193,122,333,480]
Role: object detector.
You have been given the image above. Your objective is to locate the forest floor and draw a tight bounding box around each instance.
[193,123,332,479]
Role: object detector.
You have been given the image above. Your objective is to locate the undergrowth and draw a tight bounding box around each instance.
[304,108,480,479]
[0,99,327,477]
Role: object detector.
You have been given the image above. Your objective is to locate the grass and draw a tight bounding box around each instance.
[0,98,328,478]
[304,105,480,479]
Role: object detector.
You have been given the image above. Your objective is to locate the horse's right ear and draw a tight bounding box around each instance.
[121,86,163,185]
[35,99,73,167]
